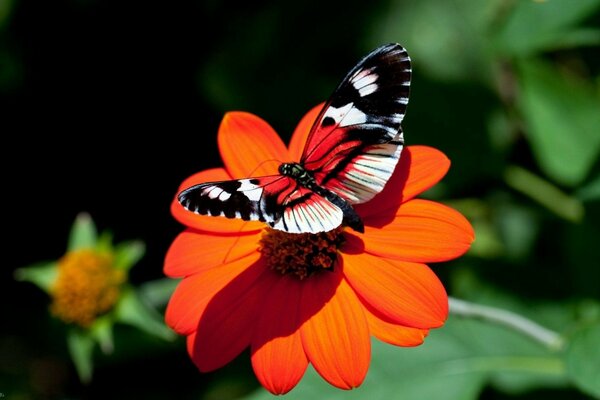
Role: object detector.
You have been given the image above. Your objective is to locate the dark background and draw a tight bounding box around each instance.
[2,0,599,399]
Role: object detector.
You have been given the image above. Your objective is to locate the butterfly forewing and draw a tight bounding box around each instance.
[301,43,411,204]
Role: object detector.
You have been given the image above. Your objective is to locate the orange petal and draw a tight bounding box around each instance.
[251,276,308,395]
[355,146,450,218]
[172,168,265,233]
[300,270,370,390]
[342,251,448,329]
[363,304,429,347]
[165,252,262,335]
[164,229,261,278]
[288,103,325,160]
[191,261,277,372]
[218,112,289,178]
[361,199,474,263]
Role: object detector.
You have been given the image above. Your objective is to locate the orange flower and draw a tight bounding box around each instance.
[165,105,474,394]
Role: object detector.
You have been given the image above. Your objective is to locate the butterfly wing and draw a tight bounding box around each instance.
[178,176,343,233]
[301,43,411,204]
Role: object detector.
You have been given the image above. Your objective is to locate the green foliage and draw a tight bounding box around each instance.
[494,0,600,55]
[13,260,58,292]
[115,288,176,342]
[67,328,95,384]
[113,240,146,271]
[516,60,600,186]
[566,323,600,398]
[68,212,98,252]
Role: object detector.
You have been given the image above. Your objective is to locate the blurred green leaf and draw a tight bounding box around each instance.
[370,0,502,82]
[68,213,98,251]
[113,240,145,271]
[0,0,13,29]
[504,165,584,222]
[494,0,600,56]
[67,328,95,384]
[90,316,114,354]
[565,322,600,398]
[468,219,505,258]
[516,60,600,186]
[115,288,175,341]
[95,231,113,253]
[13,261,58,293]
[577,173,600,201]
[495,200,540,260]
[553,27,600,49]
[139,278,179,308]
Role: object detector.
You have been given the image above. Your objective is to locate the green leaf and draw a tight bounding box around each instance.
[577,173,600,201]
[115,288,175,341]
[68,213,98,251]
[494,0,600,56]
[369,0,502,82]
[492,200,541,261]
[138,278,179,309]
[517,60,600,186]
[90,316,114,354]
[113,240,145,271]
[95,230,114,253]
[0,0,14,29]
[565,322,600,398]
[13,261,58,293]
[67,328,95,384]
[467,219,505,259]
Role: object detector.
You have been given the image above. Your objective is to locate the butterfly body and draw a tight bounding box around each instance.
[178,43,411,234]
[278,162,364,233]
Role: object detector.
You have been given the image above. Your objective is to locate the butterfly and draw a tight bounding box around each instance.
[178,43,411,234]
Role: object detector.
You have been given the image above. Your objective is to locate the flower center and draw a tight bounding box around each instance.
[50,249,125,328]
[259,227,344,280]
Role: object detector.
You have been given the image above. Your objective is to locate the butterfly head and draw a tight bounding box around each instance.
[278,162,306,179]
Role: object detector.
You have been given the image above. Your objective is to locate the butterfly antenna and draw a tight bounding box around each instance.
[245,158,282,177]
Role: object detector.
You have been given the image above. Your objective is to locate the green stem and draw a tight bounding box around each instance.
[449,297,565,351]
[504,165,584,222]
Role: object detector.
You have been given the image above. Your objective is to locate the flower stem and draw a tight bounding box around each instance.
[449,297,565,351]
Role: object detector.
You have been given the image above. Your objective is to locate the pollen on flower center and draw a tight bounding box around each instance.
[50,249,125,327]
[259,227,344,280]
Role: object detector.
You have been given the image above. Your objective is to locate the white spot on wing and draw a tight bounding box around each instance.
[206,188,221,199]
[358,83,378,97]
[340,106,367,127]
[218,191,231,201]
[352,69,379,97]
[323,103,367,128]
[238,179,263,202]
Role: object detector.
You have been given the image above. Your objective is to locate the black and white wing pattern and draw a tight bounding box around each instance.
[177,176,344,234]
[177,43,411,234]
[301,43,411,204]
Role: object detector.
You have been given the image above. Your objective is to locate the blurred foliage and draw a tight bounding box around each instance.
[3,0,600,398]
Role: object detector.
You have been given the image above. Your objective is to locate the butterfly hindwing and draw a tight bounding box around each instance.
[269,186,344,233]
[178,176,344,234]
[301,43,411,204]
